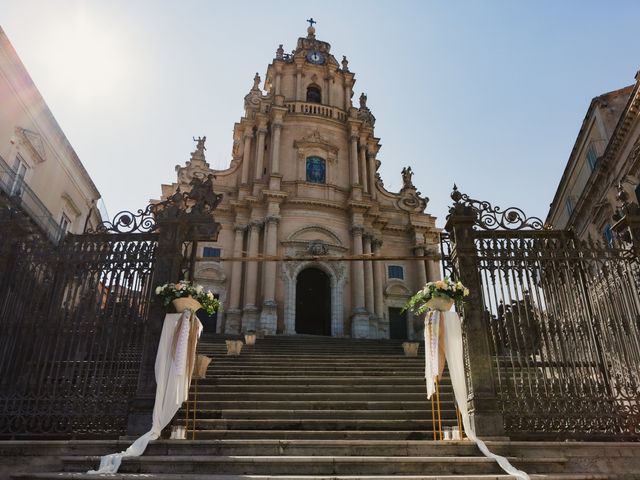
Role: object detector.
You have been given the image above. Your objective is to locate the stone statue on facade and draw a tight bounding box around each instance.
[342,55,349,71]
[193,136,207,152]
[359,93,367,109]
[253,72,261,90]
[401,166,415,189]
[186,174,223,213]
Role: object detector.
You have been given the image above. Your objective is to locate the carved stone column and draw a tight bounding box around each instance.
[371,239,386,338]
[367,151,377,199]
[225,225,245,333]
[414,245,428,287]
[359,143,368,194]
[296,66,303,101]
[350,225,368,338]
[349,134,360,187]
[242,220,262,332]
[254,127,267,180]
[363,234,375,337]
[270,123,282,174]
[426,246,440,282]
[259,215,279,335]
[241,131,253,185]
[412,245,428,340]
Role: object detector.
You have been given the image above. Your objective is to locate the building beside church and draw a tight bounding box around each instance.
[0,27,103,243]
[159,24,439,339]
[547,70,640,242]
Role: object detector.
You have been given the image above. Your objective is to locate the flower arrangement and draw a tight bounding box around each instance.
[404,278,469,314]
[155,281,221,315]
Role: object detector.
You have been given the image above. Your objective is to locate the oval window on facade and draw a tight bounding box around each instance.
[306,156,326,184]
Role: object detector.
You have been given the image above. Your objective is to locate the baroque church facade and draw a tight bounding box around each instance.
[159,24,440,339]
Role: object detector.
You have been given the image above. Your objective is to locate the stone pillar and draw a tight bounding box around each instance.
[241,131,253,185]
[344,83,352,110]
[254,127,267,180]
[412,245,428,341]
[414,245,428,287]
[349,134,360,186]
[270,123,282,174]
[325,76,332,105]
[367,151,377,199]
[296,67,303,101]
[225,225,245,333]
[426,248,440,282]
[275,73,281,95]
[372,239,386,338]
[359,143,368,194]
[259,215,279,335]
[363,234,375,337]
[445,204,505,437]
[242,220,262,332]
[350,225,368,338]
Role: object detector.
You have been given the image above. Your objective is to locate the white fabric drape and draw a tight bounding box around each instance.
[88,310,202,474]
[426,311,529,480]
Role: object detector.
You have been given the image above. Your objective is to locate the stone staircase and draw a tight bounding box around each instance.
[7,334,633,479]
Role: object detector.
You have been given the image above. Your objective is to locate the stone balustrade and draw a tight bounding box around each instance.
[285,101,347,122]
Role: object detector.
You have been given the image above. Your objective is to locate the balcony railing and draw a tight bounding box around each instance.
[285,101,348,122]
[0,155,65,244]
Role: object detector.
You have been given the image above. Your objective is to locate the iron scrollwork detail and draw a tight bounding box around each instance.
[88,174,223,235]
[448,184,545,231]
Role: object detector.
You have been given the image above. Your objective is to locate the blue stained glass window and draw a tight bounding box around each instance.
[203,247,221,258]
[388,265,404,280]
[306,156,326,184]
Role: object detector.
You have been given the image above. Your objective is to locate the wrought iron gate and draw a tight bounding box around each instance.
[0,229,158,437]
[443,187,640,439]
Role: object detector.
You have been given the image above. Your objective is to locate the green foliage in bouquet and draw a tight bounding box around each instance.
[155,280,221,315]
[404,277,469,315]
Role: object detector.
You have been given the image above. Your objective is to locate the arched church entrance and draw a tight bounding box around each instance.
[295,267,331,335]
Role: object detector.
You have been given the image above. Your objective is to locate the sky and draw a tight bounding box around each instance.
[1,0,639,227]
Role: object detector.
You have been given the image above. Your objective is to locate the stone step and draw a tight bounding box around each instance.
[176,409,454,420]
[180,401,452,410]
[189,430,445,440]
[189,418,462,431]
[190,393,442,401]
[62,455,566,475]
[13,473,614,480]
[189,385,451,393]
[206,369,427,376]
[195,376,433,385]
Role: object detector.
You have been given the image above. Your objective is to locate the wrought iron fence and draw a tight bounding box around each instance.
[444,186,640,439]
[0,230,157,437]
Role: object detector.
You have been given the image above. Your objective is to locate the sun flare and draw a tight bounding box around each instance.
[42,8,127,106]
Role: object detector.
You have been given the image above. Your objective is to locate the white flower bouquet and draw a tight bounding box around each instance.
[404,278,469,314]
[155,281,220,315]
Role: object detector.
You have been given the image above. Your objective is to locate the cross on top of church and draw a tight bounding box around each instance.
[307,18,316,27]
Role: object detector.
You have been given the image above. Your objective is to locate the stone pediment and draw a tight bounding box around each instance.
[293,130,339,155]
[287,225,342,246]
[16,127,46,163]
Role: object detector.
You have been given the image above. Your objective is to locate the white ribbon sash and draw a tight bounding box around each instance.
[88,310,202,474]
[425,310,529,480]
